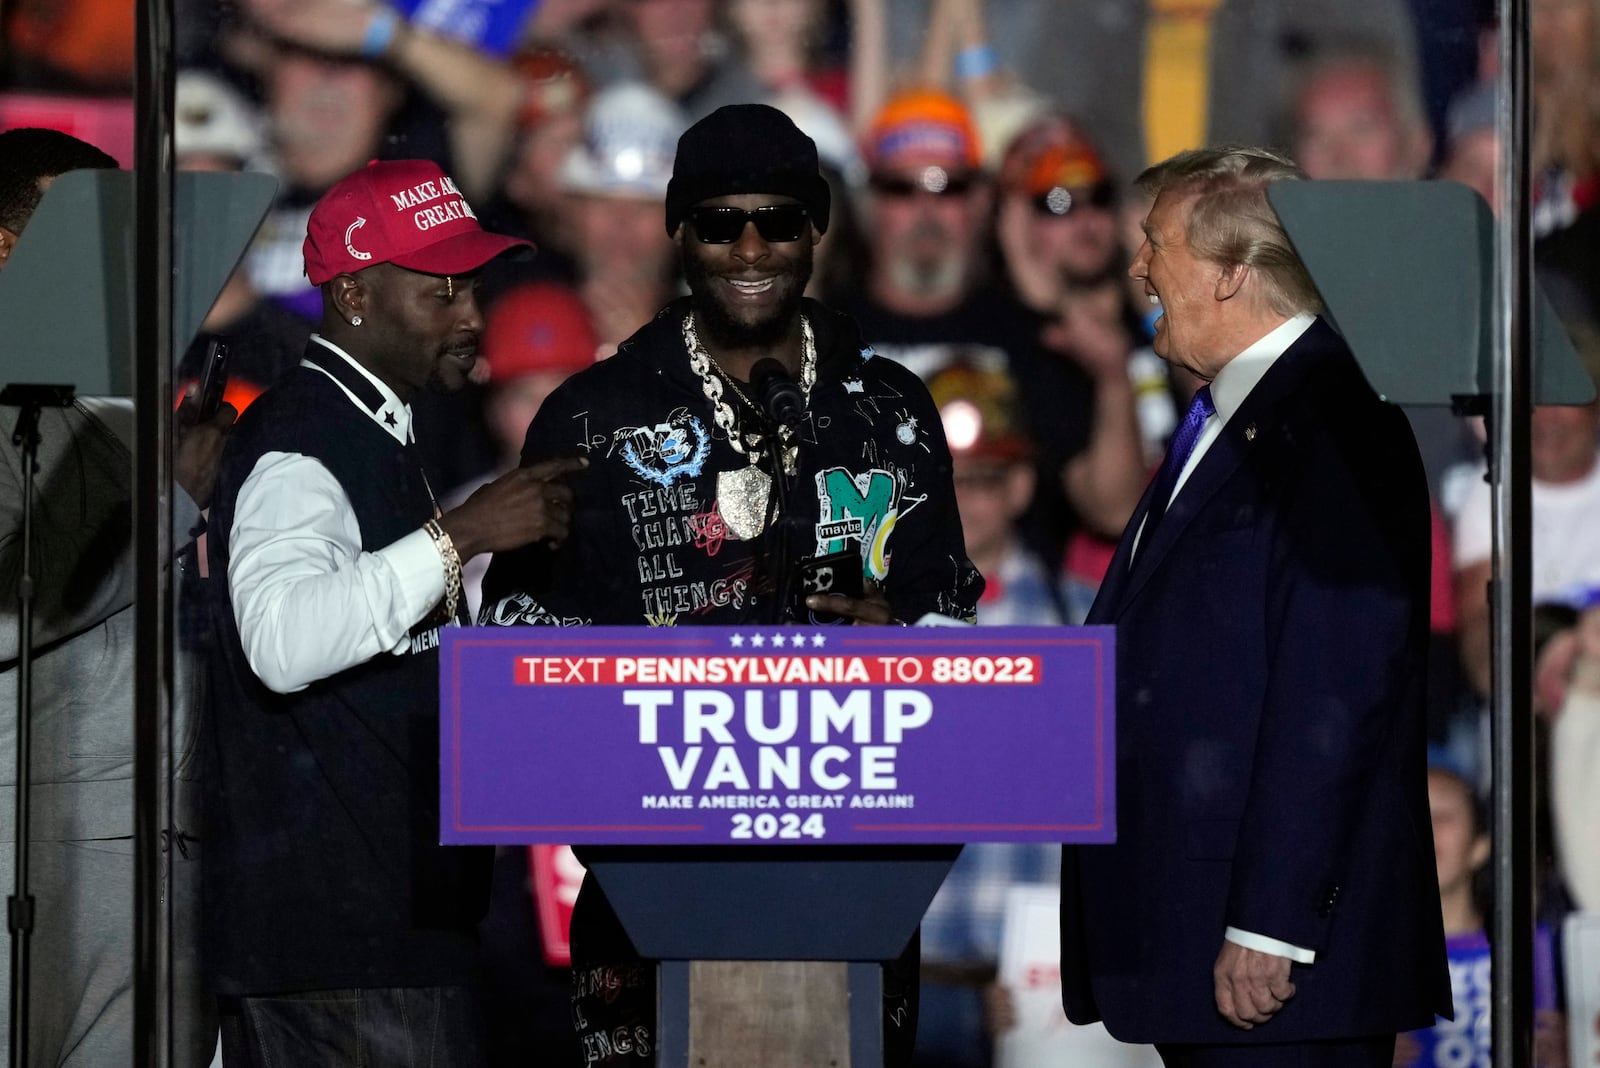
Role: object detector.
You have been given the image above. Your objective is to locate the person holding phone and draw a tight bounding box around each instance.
[0,127,238,1064]
[478,103,981,1065]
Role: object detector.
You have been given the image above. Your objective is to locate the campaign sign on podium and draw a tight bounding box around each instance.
[440,625,1114,845]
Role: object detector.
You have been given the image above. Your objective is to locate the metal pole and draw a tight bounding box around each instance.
[133,0,175,1059]
[1491,0,1535,1064]
[5,398,47,1068]
[2,387,80,1064]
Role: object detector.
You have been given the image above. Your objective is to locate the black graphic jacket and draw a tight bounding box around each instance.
[480,297,982,626]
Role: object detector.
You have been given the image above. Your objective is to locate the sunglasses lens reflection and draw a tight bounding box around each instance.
[869,172,976,198]
[1031,182,1115,217]
[690,205,809,243]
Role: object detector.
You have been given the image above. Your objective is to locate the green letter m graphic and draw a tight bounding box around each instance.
[814,468,899,576]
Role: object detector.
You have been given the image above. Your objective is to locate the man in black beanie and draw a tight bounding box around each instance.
[480,103,981,1064]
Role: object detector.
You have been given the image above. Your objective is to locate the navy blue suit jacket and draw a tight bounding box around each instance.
[1060,318,1451,1044]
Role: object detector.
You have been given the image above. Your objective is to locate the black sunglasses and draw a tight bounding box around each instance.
[687,204,810,244]
[869,171,979,198]
[1031,181,1117,217]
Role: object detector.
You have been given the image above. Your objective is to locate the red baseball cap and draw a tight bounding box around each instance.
[482,282,600,381]
[303,159,532,285]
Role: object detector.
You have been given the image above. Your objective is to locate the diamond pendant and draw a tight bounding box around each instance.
[717,460,773,541]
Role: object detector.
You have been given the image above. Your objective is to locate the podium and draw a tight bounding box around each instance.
[579,844,955,1065]
[441,625,1115,1065]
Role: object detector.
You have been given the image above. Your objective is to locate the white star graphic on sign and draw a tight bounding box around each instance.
[811,634,827,647]
[770,633,786,647]
[751,633,766,648]
[730,633,745,647]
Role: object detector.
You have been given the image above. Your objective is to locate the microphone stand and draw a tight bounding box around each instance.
[2,381,74,1068]
[761,421,797,626]
[749,358,807,626]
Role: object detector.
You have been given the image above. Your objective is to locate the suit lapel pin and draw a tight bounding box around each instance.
[1244,424,1257,442]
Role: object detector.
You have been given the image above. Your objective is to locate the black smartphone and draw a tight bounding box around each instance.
[194,337,230,420]
[795,546,864,624]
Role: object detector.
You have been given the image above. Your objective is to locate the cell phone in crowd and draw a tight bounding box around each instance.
[194,336,230,420]
[796,545,865,624]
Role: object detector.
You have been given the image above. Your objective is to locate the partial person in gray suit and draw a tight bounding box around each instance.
[0,126,234,1066]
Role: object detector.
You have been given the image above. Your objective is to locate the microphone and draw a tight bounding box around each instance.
[750,358,805,432]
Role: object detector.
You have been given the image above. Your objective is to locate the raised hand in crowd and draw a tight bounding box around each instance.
[1044,302,1146,539]
[237,0,522,201]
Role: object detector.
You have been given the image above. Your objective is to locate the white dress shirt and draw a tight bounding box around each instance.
[1170,314,1315,501]
[1132,315,1315,560]
[227,336,447,694]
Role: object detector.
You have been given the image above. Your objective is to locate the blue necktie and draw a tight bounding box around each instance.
[1140,384,1214,544]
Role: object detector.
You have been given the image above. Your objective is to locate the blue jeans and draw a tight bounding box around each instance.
[220,986,488,1067]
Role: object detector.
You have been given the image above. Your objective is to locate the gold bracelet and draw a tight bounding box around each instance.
[424,519,462,623]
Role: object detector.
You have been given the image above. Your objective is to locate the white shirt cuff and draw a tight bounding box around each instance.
[381,526,449,622]
[1224,926,1316,964]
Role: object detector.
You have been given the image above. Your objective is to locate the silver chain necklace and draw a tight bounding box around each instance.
[683,311,816,541]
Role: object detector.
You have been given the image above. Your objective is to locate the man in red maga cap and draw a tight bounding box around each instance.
[203,159,587,1065]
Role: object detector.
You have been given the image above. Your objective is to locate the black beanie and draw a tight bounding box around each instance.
[664,103,831,238]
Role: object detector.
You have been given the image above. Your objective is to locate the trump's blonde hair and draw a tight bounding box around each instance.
[1136,145,1324,318]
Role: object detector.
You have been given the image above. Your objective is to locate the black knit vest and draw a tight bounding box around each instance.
[204,354,489,994]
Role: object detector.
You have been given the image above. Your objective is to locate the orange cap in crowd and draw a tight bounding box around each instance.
[998,115,1110,194]
[1017,142,1108,196]
[867,89,982,172]
[482,282,600,382]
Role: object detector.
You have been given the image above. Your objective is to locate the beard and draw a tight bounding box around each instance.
[424,341,478,395]
[683,243,813,351]
[889,254,966,302]
[887,217,967,302]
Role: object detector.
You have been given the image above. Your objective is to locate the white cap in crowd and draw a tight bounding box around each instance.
[766,87,867,190]
[559,82,686,199]
[175,70,263,167]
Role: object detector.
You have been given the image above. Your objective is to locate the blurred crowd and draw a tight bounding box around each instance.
[6,0,1600,1064]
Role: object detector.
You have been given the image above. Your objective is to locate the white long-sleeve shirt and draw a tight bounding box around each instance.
[227,336,447,693]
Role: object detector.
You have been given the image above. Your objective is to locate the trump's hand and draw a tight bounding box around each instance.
[1214,941,1296,1029]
